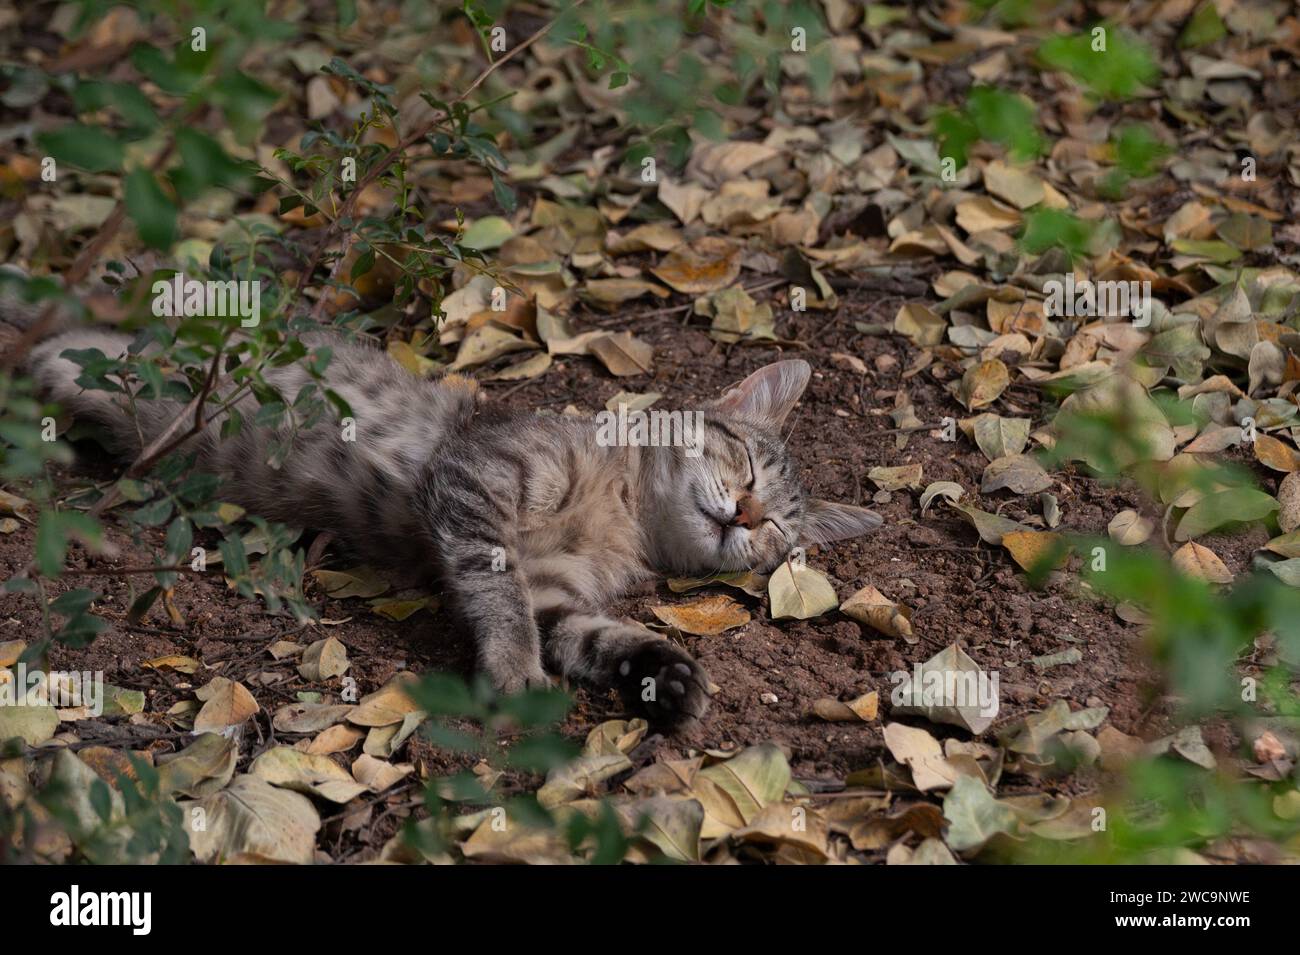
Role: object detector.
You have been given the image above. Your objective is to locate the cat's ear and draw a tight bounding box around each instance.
[801,499,883,544]
[711,360,811,429]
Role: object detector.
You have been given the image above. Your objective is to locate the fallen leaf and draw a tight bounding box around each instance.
[251,745,368,803]
[972,414,1030,460]
[183,775,320,864]
[1108,509,1153,545]
[588,331,654,376]
[297,637,350,681]
[981,454,1052,495]
[1172,541,1233,583]
[351,753,414,793]
[768,561,838,620]
[958,359,1009,410]
[841,584,914,642]
[651,595,750,635]
[349,674,421,727]
[193,677,260,735]
[1001,530,1064,571]
[1255,434,1300,472]
[943,775,1018,853]
[948,500,1030,544]
[649,237,741,293]
[312,566,390,599]
[810,691,879,722]
[883,722,959,792]
[868,464,923,491]
[919,481,964,513]
[891,643,999,734]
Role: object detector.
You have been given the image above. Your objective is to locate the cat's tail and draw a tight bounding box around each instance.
[27,329,171,458]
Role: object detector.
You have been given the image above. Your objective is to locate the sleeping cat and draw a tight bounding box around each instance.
[28,331,881,728]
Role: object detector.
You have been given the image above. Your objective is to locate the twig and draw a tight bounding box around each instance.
[88,343,226,519]
[58,563,191,577]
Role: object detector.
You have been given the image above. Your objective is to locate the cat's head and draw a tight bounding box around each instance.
[642,359,881,576]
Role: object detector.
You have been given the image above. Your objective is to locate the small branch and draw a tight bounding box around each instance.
[89,343,227,519]
[58,563,190,577]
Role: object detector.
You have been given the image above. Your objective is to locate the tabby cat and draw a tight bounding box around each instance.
[28,331,881,728]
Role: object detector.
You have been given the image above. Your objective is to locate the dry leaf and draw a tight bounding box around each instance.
[1172,541,1233,583]
[958,359,1009,410]
[810,691,879,722]
[1108,509,1153,545]
[768,561,838,620]
[650,595,750,635]
[649,237,741,293]
[1001,530,1063,571]
[841,584,914,642]
[193,678,260,734]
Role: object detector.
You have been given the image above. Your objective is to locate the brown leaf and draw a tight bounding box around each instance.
[955,197,1022,233]
[958,359,1009,410]
[1172,541,1233,583]
[193,677,260,734]
[1277,472,1300,534]
[981,454,1052,495]
[588,331,654,376]
[809,692,879,722]
[1001,530,1064,571]
[1254,434,1300,472]
[840,584,914,642]
[649,237,741,293]
[1107,509,1153,545]
[650,595,751,636]
[894,303,946,346]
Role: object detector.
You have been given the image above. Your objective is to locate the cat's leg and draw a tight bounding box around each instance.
[423,471,550,694]
[436,538,550,692]
[537,603,711,727]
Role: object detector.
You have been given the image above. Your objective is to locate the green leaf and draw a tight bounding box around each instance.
[1176,487,1279,542]
[73,81,158,131]
[173,128,250,198]
[125,169,178,250]
[1020,208,1096,261]
[34,511,102,577]
[1179,2,1227,48]
[37,125,124,173]
[50,588,96,616]
[1038,27,1158,99]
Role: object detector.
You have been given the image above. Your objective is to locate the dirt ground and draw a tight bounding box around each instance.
[3,283,1225,799]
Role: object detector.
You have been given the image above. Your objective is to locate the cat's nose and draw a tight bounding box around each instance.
[731,493,764,529]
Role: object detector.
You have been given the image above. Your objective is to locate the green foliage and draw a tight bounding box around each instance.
[1038,25,1159,99]
[404,672,636,863]
[1100,124,1172,197]
[0,754,190,864]
[1018,208,1097,262]
[935,86,1044,170]
[1179,1,1227,49]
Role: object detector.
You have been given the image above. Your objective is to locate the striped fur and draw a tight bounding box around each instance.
[28,331,881,728]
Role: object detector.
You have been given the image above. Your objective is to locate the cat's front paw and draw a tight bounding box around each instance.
[485,655,552,696]
[615,639,711,729]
